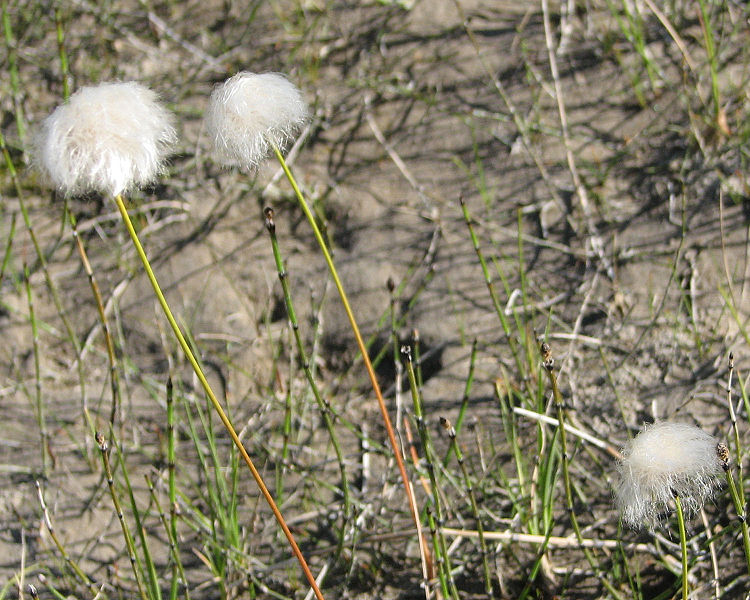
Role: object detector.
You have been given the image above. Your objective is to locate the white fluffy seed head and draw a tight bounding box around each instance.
[34,81,177,197]
[616,421,724,529]
[204,72,309,170]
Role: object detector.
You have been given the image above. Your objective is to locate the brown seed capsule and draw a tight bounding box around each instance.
[439,416,456,439]
[717,442,730,467]
[264,207,275,232]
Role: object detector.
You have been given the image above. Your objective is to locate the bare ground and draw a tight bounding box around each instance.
[2,0,750,598]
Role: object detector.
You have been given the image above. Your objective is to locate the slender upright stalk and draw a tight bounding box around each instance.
[720,447,750,576]
[402,346,459,600]
[0,211,16,287]
[69,210,121,427]
[674,495,689,600]
[2,0,26,144]
[166,378,180,600]
[451,338,478,439]
[459,198,534,402]
[96,432,149,600]
[112,194,325,600]
[540,342,622,600]
[114,432,162,600]
[25,264,48,478]
[271,146,421,543]
[277,375,292,502]
[441,417,492,595]
[697,0,721,128]
[53,6,71,101]
[425,506,450,599]
[722,354,750,576]
[726,354,745,500]
[145,474,189,600]
[264,208,352,527]
[412,329,424,391]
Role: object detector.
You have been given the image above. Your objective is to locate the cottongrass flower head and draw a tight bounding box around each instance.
[35,81,177,197]
[616,421,724,528]
[204,71,309,170]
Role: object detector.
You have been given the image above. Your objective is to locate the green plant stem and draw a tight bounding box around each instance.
[54,6,71,101]
[697,0,721,126]
[96,432,149,600]
[145,474,189,600]
[425,506,450,599]
[459,198,534,402]
[181,391,237,596]
[277,373,292,502]
[674,495,688,600]
[112,194,326,600]
[166,378,180,600]
[441,417,492,595]
[451,337,477,439]
[0,210,16,287]
[541,342,623,600]
[264,208,352,527]
[723,354,750,576]
[495,377,528,524]
[271,146,422,543]
[737,366,750,421]
[114,432,162,600]
[726,354,745,502]
[412,329,424,390]
[25,264,48,478]
[402,346,458,600]
[69,210,121,428]
[723,467,750,576]
[388,276,399,371]
[2,0,26,144]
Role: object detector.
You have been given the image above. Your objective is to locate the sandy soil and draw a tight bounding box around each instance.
[1,0,750,598]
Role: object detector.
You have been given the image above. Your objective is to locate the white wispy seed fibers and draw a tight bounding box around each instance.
[204,72,309,169]
[35,81,177,196]
[616,421,723,528]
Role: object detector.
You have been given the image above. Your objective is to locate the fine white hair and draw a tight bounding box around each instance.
[204,71,309,170]
[34,81,177,197]
[616,421,724,528]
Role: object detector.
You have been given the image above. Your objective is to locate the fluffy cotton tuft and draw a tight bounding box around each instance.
[616,421,724,528]
[34,81,177,196]
[204,72,309,169]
